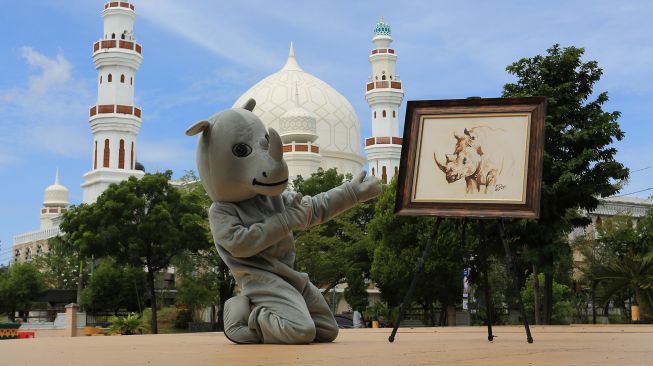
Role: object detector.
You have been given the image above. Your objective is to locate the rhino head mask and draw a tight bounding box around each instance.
[185,98,289,202]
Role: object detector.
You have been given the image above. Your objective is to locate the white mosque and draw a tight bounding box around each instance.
[12,2,404,263]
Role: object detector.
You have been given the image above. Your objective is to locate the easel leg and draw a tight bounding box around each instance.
[498,219,534,343]
[479,221,494,342]
[388,217,442,343]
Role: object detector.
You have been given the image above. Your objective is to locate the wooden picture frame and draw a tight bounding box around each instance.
[395,97,546,219]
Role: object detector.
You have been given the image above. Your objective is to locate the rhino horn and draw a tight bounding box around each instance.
[434,153,447,173]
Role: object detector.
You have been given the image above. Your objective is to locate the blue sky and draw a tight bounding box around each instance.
[1,0,652,264]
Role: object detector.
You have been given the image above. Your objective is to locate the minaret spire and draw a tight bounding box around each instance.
[283,41,302,71]
[54,168,60,185]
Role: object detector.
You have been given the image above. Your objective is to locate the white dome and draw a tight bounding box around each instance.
[43,170,69,207]
[233,44,365,176]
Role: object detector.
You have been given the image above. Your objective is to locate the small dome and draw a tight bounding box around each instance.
[374,17,391,36]
[135,161,145,172]
[44,170,69,207]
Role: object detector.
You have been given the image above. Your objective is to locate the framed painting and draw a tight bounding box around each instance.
[395,97,546,218]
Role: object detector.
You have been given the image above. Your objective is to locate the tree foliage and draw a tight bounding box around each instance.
[32,236,82,290]
[60,171,210,333]
[502,44,629,323]
[0,263,46,321]
[81,258,145,314]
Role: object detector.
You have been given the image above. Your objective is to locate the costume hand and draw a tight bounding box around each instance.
[282,194,311,229]
[350,171,382,203]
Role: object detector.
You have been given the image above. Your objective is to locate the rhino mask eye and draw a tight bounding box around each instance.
[232,143,252,157]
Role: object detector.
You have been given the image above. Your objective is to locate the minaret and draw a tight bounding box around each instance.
[364,17,404,184]
[40,169,69,229]
[278,43,321,180]
[82,1,144,203]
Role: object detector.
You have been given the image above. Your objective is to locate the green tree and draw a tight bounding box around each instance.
[81,258,145,314]
[0,263,46,322]
[502,44,629,323]
[344,269,369,313]
[369,179,471,326]
[292,168,374,295]
[32,237,82,290]
[521,273,574,324]
[60,171,210,333]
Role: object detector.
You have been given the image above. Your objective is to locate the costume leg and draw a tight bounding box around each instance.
[223,295,260,344]
[245,277,316,344]
[303,282,339,342]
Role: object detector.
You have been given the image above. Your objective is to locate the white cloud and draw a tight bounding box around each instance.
[0,47,93,163]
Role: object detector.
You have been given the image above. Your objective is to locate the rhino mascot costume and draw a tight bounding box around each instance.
[186,99,381,344]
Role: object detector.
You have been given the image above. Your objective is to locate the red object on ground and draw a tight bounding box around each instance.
[17,331,35,339]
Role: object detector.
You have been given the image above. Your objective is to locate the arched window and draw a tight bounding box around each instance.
[36,245,43,256]
[130,77,133,85]
[121,33,125,40]
[392,110,396,118]
[94,141,98,169]
[131,142,135,169]
[103,139,110,168]
[374,111,377,119]
[375,76,378,80]
[118,139,125,168]
[395,166,399,177]
[14,249,20,262]
[596,216,602,227]
[25,248,32,261]
[382,110,387,118]
[99,75,102,84]
[111,33,115,39]
[382,166,387,184]
[120,74,125,83]
[389,75,393,80]
[382,75,386,81]
[371,167,375,176]
[108,74,113,82]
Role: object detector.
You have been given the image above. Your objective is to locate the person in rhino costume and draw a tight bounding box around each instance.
[186,99,381,344]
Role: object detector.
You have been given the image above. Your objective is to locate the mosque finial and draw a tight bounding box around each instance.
[380,16,384,23]
[282,41,302,71]
[289,41,295,58]
[54,168,60,185]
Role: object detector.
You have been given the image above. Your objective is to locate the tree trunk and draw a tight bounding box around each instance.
[147,267,158,334]
[543,272,553,325]
[591,280,597,324]
[532,264,541,325]
[76,260,84,306]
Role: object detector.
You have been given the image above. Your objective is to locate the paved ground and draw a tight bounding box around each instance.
[2,325,652,365]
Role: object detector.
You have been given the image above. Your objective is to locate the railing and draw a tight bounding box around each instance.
[365,136,402,147]
[14,227,61,246]
[366,81,402,92]
[371,48,395,55]
[283,143,319,154]
[104,2,135,11]
[93,39,142,55]
[86,312,130,327]
[90,104,141,118]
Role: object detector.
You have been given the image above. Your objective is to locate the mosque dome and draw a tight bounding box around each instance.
[374,17,391,36]
[233,43,365,176]
[43,170,69,207]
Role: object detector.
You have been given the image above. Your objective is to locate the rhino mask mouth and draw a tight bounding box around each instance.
[252,178,288,187]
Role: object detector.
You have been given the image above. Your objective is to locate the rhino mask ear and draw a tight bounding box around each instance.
[185,120,210,136]
[242,98,256,112]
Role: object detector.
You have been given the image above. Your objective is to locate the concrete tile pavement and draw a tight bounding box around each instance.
[1,325,652,366]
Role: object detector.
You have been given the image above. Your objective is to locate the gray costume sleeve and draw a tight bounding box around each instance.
[301,182,359,228]
[209,202,291,258]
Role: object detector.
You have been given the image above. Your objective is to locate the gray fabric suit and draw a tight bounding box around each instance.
[186,99,381,344]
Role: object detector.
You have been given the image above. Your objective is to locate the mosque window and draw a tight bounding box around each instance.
[121,33,126,40]
[120,74,125,83]
[36,245,43,256]
[372,167,375,176]
[382,166,387,184]
[100,75,102,84]
[382,110,387,118]
[375,76,378,80]
[94,141,98,169]
[395,166,398,177]
[118,139,125,169]
[393,110,396,118]
[14,249,20,262]
[389,75,393,80]
[108,74,113,82]
[374,111,376,119]
[131,142,135,169]
[382,75,386,81]
[25,248,32,261]
[103,139,110,168]
[111,33,115,39]
[130,77,133,85]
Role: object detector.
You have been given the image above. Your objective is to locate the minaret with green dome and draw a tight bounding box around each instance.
[364,16,404,184]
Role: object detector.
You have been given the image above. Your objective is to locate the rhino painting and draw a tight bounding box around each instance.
[433,126,511,194]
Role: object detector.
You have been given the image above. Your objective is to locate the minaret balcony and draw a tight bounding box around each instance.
[371,48,395,55]
[104,2,135,11]
[365,136,403,146]
[282,143,320,154]
[93,39,142,55]
[366,81,402,92]
[90,104,141,118]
